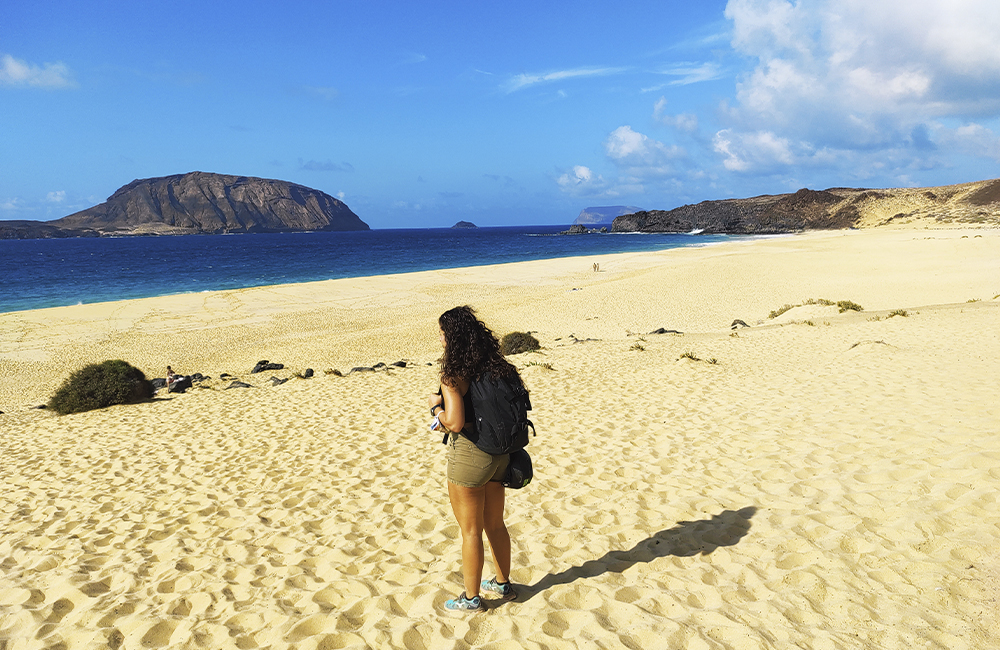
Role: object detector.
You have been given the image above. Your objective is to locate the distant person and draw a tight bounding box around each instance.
[166,366,179,387]
[429,306,521,612]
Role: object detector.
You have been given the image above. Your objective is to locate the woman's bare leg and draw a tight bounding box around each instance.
[483,481,511,583]
[448,482,486,597]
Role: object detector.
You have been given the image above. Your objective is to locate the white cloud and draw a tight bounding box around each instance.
[558,165,597,187]
[504,66,629,93]
[716,0,1000,171]
[653,97,699,132]
[0,54,74,88]
[556,165,610,196]
[1,198,21,211]
[728,0,1000,121]
[933,122,1000,161]
[657,62,723,86]
[46,191,66,203]
[336,191,346,200]
[713,129,796,172]
[604,126,684,176]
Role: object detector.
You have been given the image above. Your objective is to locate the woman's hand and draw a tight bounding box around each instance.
[428,392,443,410]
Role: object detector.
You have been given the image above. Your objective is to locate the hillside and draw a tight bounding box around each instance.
[1,172,368,239]
[612,178,1000,233]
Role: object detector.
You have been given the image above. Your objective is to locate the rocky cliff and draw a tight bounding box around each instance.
[612,179,1000,233]
[1,172,368,239]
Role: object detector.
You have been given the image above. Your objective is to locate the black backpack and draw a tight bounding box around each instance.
[465,371,534,455]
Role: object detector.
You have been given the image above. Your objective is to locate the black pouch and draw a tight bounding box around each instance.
[501,449,533,489]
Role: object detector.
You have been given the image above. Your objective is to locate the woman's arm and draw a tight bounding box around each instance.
[430,379,468,433]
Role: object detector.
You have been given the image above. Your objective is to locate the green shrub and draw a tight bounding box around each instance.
[679,351,701,361]
[888,309,909,318]
[837,300,864,313]
[768,304,795,319]
[48,360,153,415]
[500,331,540,356]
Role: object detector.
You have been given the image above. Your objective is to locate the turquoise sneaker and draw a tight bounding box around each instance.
[444,592,486,612]
[480,577,517,601]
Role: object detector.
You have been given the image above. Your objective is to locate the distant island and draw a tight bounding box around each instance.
[0,172,369,239]
[611,178,1000,234]
[574,206,643,226]
[452,221,477,229]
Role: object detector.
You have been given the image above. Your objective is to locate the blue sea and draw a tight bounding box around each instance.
[0,226,742,314]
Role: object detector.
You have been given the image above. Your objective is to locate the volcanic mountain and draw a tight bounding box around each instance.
[2,172,368,238]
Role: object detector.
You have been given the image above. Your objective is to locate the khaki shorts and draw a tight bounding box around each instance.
[447,432,509,488]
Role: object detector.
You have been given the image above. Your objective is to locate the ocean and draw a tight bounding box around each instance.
[0,226,741,314]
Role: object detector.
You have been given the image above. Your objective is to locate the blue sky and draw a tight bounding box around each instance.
[3,0,1000,228]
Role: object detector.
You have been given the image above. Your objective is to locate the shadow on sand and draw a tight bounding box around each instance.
[515,506,757,603]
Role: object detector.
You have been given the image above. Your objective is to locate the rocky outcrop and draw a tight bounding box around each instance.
[252,360,284,373]
[560,224,608,234]
[612,179,1000,233]
[0,220,100,240]
[32,172,369,238]
[612,189,856,234]
[452,221,478,229]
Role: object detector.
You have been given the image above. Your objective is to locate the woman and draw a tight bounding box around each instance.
[429,306,521,612]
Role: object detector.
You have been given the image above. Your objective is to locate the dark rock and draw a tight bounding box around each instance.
[226,381,252,389]
[452,221,478,229]
[350,367,375,373]
[649,328,683,335]
[270,377,288,386]
[151,378,167,389]
[372,362,386,369]
[561,224,589,235]
[612,187,861,234]
[168,376,193,393]
[190,373,210,382]
[252,360,284,373]
[332,369,343,376]
[965,179,1000,206]
[303,368,314,378]
[731,319,750,329]
[33,404,47,409]
[391,360,407,368]
[48,171,370,237]
[220,372,234,379]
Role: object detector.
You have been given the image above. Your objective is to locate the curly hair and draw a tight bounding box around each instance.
[439,306,521,388]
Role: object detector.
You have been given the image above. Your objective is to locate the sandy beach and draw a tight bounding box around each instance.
[1,227,999,649]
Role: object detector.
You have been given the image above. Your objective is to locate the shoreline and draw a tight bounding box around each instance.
[2,227,998,412]
[0,227,744,316]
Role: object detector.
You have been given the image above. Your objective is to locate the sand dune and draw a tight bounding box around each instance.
[1,228,998,649]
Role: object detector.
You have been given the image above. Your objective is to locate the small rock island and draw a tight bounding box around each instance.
[451,221,478,229]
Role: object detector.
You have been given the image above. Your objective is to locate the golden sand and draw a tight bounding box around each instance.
[1,228,998,649]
